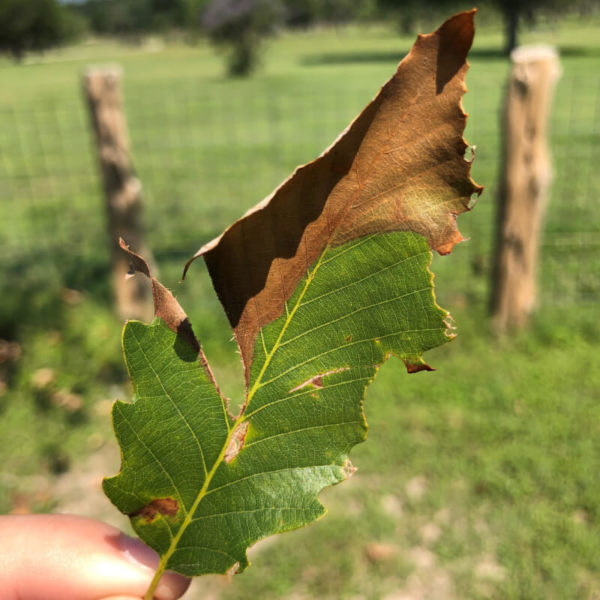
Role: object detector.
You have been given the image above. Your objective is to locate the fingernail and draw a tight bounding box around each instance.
[116,534,191,599]
[117,532,160,572]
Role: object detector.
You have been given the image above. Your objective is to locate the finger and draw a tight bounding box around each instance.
[0,514,190,600]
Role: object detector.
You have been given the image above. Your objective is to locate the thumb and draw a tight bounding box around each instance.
[0,514,190,600]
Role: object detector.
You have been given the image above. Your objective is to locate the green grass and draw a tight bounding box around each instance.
[0,11,599,599]
[1,13,598,301]
[203,307,600,600]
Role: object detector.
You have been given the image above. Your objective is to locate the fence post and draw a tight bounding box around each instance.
[83,67,154,321]
[491,46,561,333]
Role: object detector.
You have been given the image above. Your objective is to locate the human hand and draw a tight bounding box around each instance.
[0,514,190,600]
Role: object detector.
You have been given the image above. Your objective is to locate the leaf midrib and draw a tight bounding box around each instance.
[152,236,428,578]
[148,242,331,587]
[151,88,438,580]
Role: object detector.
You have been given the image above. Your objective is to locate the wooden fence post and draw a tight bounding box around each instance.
[83,67,154,321]
[491,45,561,333]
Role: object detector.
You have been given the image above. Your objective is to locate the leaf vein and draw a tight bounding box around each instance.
[278,286,432,349]
[260,327,442,388]
[169,546,238,562]
[205,465,337,497]
[297,250,430,309]
[130,326,209,479]
[319,234,377,265]
[113,401,186,519]
[243,420,364,449]
[191,507,312,523]
[244,375,372,419]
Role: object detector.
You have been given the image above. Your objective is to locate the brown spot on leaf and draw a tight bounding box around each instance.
[289,367,349,393]
[345,334,353,343]
[224,421,250,463]
[130,497,179,522]
[342,458,357,479]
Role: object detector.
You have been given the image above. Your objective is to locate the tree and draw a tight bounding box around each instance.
[282,0,377,27]
[0,0,82,60]
[378,0,599,54]
[74,0,197,37]
[376,0,466,35]
[489,0,597,55]
[202,0,283,76]
[74,0,153,36]
[492,0,598,54]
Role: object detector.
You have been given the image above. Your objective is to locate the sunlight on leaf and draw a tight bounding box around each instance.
[104,11,481,596]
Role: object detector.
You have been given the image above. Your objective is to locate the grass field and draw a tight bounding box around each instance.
[0,10,599,599]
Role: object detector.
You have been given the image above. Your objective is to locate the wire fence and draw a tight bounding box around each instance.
[0,71,598,310]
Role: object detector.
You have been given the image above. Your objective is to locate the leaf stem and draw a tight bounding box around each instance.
[142,413,244,598]
[145,555,168,600]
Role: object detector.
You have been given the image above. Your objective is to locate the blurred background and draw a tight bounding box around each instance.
[1,0,599,598]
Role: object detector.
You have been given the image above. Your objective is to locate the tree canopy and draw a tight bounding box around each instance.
[0,0,83,60]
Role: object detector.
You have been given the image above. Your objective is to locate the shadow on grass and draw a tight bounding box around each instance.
[302,50,408,66]
[470,46,600,59]
[556,45,600,58]
[302,45,600,67]
[301,48,509,66]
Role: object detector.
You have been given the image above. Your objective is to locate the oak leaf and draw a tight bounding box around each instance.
[104,11,481,595]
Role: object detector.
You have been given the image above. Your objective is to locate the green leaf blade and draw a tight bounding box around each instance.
[105,11,481,586]
[250,231,448,406]
[174,464,343,574]
[210,233,449,574]
[107,231,450,577]
[103,320,230,555]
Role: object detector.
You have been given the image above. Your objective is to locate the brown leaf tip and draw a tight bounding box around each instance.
[130,497,179,523]
[120,239,200,353]
[149,279,189,334]
[432,10,476,95]
[119,238,151,279]
[186,9,481,373]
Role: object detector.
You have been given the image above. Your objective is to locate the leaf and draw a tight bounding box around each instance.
[104,10,482,593]
[184,9,481,371]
